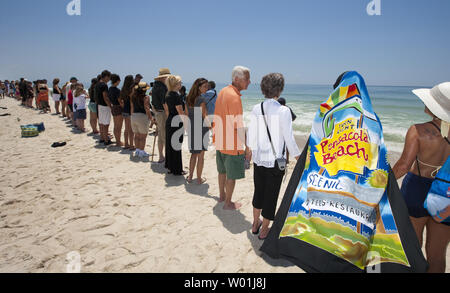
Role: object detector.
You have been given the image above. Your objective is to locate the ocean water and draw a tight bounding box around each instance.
[76,81,429,153]
[229,83,430,153]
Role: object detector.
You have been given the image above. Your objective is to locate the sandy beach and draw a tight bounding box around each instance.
[0,97,448,273]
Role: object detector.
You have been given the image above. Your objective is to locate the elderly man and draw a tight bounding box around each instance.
[213,66,251,210]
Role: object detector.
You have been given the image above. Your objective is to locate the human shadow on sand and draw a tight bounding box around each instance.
[150,162,167,174]
[94,143,107,150]
[164,173,186,187]
[184,182,218,201]
[245,230,295,269]
[212,202,251,235]
[106,145,122,152]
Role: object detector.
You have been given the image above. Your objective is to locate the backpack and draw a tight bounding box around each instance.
[33,122,45,132]
[424,156,450,223]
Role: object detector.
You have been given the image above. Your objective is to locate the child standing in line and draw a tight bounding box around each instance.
[73,83,88,132]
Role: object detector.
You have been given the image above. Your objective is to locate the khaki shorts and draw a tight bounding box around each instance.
[131,113,150,134]
[154,111,167,146]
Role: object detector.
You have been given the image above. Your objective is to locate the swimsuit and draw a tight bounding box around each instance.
[401,121,450,224]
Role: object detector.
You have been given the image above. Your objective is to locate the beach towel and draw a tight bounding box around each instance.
[424,157,450,223]
[21,125,39,138]
[260,71,428,273]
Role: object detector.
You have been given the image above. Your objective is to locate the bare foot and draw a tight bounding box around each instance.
[197,177,207,184]
[259,227,270,240]
[218,195,225,203]
[223,201,242,210]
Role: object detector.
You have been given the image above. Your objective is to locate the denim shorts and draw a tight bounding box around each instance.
[88,102,97,113]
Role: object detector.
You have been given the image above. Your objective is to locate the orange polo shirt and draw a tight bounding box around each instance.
[212,85,245,156]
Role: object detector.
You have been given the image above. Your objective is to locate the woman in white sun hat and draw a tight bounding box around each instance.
[393,82,450,273]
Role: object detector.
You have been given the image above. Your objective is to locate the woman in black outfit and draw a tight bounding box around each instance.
[119,75,135,150]
[164,75,186,176]
[52,78,62,115]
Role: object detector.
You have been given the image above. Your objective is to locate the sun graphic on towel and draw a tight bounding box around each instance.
[368,169,388,189]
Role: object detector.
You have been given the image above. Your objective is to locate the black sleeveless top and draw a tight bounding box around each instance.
[133,96,147,114]
[53,86,61,95]
[166,91,183,116]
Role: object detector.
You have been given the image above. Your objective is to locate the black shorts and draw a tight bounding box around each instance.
[76,109,87,120]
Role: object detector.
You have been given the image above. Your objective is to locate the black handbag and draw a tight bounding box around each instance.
[261,102,286,176]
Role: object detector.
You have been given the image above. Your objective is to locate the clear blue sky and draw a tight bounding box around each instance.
[1,0,449,86]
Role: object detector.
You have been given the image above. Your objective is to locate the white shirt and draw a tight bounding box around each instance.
[247,99,301,168]
[74,93,87,110]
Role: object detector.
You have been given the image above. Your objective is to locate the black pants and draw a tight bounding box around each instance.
[252,163,284,221]
[165,115,184,175]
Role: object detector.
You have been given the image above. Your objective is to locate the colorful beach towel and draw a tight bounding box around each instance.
[424,156,450,223]
[21,125,39,138]
[260,71,428,273]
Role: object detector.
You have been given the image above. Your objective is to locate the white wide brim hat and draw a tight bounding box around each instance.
[412,82,450,123]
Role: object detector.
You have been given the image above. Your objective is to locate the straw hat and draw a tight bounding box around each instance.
[412,82,450,123]
[155,68,171,80]
[135,82,150,91]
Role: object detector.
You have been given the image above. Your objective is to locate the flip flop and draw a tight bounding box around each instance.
[258,228,270,240]
[51,142,67,148]
[252,222,263,235]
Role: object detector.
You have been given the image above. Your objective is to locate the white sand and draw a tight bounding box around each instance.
[0,97,448,273]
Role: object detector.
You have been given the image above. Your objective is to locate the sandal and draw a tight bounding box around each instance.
[252,221,263,235]
[51,142,67,148]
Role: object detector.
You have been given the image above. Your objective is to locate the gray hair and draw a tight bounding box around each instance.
[232,65,250,82]
[260,73,285,99]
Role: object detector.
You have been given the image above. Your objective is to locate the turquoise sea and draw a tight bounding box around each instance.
[77,81,430,153]
[221,83,430,153]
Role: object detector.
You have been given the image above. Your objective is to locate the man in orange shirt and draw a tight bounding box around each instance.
[213,66,251,210]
